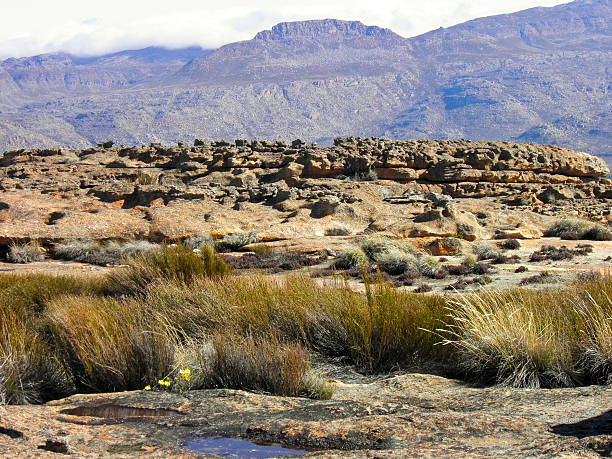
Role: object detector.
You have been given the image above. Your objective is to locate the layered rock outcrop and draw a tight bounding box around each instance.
[0,138,610,245]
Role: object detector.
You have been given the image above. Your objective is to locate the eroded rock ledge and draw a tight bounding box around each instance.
[0,138,610,245]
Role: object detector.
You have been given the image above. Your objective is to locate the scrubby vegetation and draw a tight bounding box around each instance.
[529,244,593,262]
[215,230,261,252]
[0,244,610,405]
[324,225,352,237]
[53,239,159,265]
[224,251,319,272]
[334,246,368,269]
[7,241,45,263]
[545,218,612,241]
[359,235,414,261]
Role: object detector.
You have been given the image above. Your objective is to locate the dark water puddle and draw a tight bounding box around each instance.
[185,437,309,458]
[60,404,181,419]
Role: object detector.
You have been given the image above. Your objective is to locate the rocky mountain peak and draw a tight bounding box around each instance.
[253,19,400,41]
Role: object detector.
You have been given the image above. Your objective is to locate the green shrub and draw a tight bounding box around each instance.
[334,246,367,269]
[8,241,44,263]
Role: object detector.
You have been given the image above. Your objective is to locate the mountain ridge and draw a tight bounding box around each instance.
[0,1,610,168]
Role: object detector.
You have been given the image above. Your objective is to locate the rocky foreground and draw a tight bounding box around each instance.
[0,137,610,246]
[1,371,611,457]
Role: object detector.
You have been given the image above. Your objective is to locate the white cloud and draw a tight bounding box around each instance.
[0,0,567,59]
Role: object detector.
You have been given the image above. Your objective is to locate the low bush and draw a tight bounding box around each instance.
[53,239,159,265]
[529,244,592,262]
[374,249,418,275]
[7,241,45,263]
[224,252,319,272]
[185,235,215,250]
[519,272,561,285]
[446,264,470,276]
[462,254,478,269]
[418,255,446,279]
[499,239,521,250]
[474,242,501,261]
[249,244,274,257]
[215,230,260,252]
[324,225,352,237]
[334,246,368,270]
[545,218,612,241]
[359,235,414,261]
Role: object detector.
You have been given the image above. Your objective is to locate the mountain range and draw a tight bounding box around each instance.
[0,0,610,167]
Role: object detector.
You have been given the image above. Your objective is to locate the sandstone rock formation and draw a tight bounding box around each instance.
[0,138,610,247]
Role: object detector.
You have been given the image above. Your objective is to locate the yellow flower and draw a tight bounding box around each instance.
[144,385,151,391]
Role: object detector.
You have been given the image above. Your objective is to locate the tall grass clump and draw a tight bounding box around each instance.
[576,288,612,384]
[437,279,612,388]
[181,333,333,398]
[545,218,612,241]
[0,304,72,404]
[0,275,98,403]
[334,246,367,269]
[109,243,230,294]
[46,295,175,392]
[7,241,45,263]
[146,274,450,373]
[345,274,449,372]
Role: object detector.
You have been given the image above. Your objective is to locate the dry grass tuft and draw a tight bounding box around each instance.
[545,218,612,241]
[7,241,45,263]
[437,280,612,387]
[109,243,230,294]
[182,333,331,398]
[46,295,175,392]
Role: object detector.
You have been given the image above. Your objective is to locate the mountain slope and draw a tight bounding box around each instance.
[0,1,610,168]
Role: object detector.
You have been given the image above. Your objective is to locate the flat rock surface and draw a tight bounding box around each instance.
[1,372,610,457]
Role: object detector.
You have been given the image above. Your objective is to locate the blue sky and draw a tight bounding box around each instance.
[0,0,567,59]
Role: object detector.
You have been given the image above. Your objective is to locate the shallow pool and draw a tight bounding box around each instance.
[184,437,309,458]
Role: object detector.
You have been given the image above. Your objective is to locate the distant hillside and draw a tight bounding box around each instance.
[0,0,610,168]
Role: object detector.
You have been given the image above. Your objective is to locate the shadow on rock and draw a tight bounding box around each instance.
[551,410,612,438]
